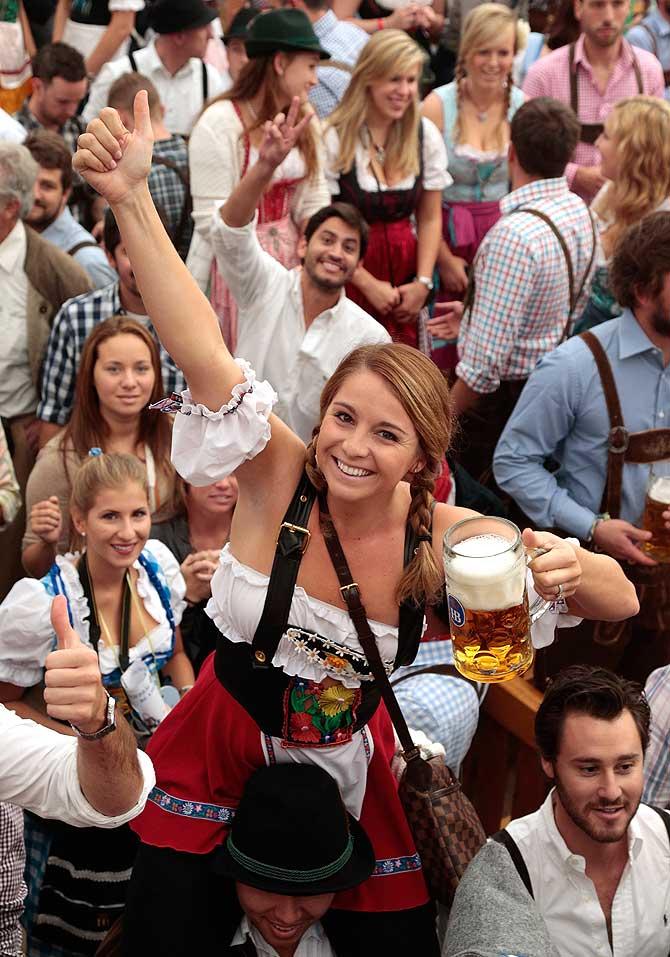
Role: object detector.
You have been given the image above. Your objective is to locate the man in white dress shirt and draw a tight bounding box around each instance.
[213,100,390,442]
[0,596,155,956]
[445,665,670,957]
[84,0,230,136]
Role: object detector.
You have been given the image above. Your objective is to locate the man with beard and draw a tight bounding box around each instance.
[628,0,670,98]
[24,129,117,289]
[445,665,670,957]
[212,99,389,442]
[523,0,664,202]
[494,212,670,682]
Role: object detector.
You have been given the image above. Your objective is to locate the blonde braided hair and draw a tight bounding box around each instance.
[305,344,454,606]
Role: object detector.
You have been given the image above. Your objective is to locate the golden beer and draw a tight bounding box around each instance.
[641,476,670,563]
[443,523,546,683]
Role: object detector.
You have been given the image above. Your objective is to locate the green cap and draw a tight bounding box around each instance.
[245,9,331,60]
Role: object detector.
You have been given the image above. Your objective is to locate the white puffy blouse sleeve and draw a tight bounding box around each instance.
[171,358,278,486]
[0,578,55,687]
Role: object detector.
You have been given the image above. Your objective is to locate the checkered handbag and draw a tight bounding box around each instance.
[319,501,487,907]
[397,753,486,906]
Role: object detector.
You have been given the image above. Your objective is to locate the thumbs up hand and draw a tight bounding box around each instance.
[43,596,108,734]
[73,89,154,206]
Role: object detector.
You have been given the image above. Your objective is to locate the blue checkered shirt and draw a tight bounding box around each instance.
[37,282,185,426]
[643,665,670,808]
[310,10,369,119]
[150,135,193,261]
[393,639,486,773]
[457,177,596,393]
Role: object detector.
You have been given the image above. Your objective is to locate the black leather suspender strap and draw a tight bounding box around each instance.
[128,49,138,72]
[569,41,644,144]
[318,494,432,789]
[491,829,534,899]
[250,472,316,668]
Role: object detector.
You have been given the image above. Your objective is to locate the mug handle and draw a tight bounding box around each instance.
[525,545,553,624]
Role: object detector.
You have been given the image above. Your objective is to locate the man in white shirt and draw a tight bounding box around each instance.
[214,102,390,442]
[0,596,155,956]
[83,0,230,136]
[445,665,670,957]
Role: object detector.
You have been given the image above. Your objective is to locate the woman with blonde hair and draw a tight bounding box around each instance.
[22,316,178,578]
[577,95,670,332]
[422,4,525,367]
[186,8,331,349]
[324,29,450,346]
[73,92,640,954]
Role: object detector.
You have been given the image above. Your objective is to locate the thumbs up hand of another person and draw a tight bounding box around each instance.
[43,596,109,735]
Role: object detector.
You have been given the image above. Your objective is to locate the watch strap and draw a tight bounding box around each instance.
[70,690,117,740]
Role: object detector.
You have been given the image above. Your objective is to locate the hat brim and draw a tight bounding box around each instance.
[212,813,375,895]
[245,40,331,60]
[151,6,217,33]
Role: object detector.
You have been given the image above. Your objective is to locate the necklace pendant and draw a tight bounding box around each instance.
[375,145,386,165]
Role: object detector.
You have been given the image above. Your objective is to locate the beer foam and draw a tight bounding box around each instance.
[446,534,525,610]
[650,476,670,505]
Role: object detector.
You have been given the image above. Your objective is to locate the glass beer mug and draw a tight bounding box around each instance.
[641,463,670,564]
[443,516,552,683]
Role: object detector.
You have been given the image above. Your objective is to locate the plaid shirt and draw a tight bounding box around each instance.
[456,177,596,394]
[523,36,664,198]
[150,135,192,261]
[309,10,369,119]
[643,665,670,808]
[37,282,185,425]
[0,803,25,957]
[14,102,85,156]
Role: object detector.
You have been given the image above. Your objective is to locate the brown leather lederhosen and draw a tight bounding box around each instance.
[535,331,670,688]
[569,41,644,145]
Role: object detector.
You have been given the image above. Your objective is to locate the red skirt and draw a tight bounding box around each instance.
[132,654,429,913]
[346,217,418,347]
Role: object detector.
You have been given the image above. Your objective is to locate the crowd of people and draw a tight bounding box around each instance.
[0,0,669,954]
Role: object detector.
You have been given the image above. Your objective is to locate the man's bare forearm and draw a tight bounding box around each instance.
[77,712,144,817]
[221,158,275,228]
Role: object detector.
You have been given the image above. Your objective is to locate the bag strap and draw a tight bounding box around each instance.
[491,829,534,899]
[318,495,433,789]
[391,662,485,701]
[579,331,627,518]
[250,471,317,668]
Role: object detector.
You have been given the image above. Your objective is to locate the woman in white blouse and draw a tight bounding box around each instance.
[0,452,191,957]
[186,8,331,349]
[324,29,449,346]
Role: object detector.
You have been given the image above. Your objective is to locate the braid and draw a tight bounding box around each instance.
[396,461,443,606]
[499,72,513,152]
[304,429,326,492]
[454,60,466,145]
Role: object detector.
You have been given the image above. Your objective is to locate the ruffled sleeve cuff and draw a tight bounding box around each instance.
[170,359,278,486]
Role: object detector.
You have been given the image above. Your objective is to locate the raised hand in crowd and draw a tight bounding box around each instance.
[592,518,658,567]
[30,496,63,546]
[257,96,314,172]
[44,595,108,733]
[426,299,464,341]
[181,550,220,605]
[521,528,582,602]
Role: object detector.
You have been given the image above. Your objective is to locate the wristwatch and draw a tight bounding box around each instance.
[586,512,611,544]
[416,275,435,292]
[70,690,117,740]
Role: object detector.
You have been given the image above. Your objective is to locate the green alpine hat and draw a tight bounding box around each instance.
[245,9,331,60]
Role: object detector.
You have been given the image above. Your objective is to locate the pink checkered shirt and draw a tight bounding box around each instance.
[523,36,664,200]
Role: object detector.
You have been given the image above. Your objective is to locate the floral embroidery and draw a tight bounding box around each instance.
[284,626,395,682]
[148,787,236,823]
[371,853,422,877]
[283,677,361,748]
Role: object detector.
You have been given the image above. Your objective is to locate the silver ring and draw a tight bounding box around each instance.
[555,583,563,599]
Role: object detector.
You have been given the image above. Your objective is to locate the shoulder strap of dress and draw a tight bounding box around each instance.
[138,550,176,641]
[250,471,317,668]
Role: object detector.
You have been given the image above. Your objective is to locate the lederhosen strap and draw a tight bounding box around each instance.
[151,154,192,252]
[580,331,670,517]
[128,49,138,72]
[67,240,99,256]
[250,471,426,670]
[569,41,644,145]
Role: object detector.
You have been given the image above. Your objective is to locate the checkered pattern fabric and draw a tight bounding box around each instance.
[309,11,368,119]
[15,103,85,156]
[149,135,192,261]
[456,177,596,393]
[0,803,25,957]
[523,36,664,190]
[643,665,670,808]
[37,282,185,425]
[393,640,485,773]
